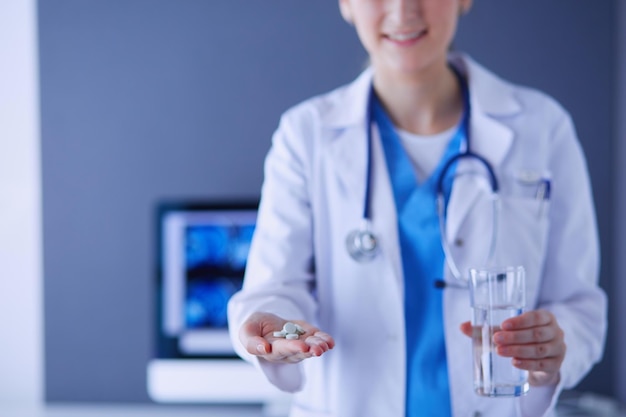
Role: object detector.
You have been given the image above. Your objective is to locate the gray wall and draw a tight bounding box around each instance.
[39,0,365,402]
[40,0,619,403]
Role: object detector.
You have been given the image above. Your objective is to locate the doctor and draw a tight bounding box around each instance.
[228,0,607,416]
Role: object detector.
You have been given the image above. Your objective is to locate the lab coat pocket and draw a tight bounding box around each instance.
[451,194,549,309]
[492,196,550,308]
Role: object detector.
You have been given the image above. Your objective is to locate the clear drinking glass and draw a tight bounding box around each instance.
[469,266,529,397]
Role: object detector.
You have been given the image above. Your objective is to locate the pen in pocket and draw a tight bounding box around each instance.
[536,178,551,217]
[535,179,551,201]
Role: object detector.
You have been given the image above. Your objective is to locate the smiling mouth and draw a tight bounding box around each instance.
[386,30,427,42]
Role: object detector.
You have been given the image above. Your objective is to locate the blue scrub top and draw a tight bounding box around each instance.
[374,94,465,417]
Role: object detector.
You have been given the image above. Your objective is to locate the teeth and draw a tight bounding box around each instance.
[388,31,423,41]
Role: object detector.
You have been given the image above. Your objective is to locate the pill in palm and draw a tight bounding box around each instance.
[283,322,297,334]
[272,322,302,340]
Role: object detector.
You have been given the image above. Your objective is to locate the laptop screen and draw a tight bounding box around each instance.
[155,201,258,359]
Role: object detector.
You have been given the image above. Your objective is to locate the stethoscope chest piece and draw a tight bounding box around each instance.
[346,225,379,262]
[345,68,500,276]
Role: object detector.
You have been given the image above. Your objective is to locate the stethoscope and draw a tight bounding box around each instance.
[345,68,501,287]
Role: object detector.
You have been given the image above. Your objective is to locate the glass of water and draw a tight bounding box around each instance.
[469,266,529,397]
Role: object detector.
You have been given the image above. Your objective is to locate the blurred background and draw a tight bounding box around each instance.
[1,0,625,415]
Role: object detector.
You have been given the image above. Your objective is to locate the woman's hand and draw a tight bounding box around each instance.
[239,312,335,364]
[460,309,565,386]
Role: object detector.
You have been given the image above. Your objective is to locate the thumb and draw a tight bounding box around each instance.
[459,321,472,338]
[239,312,281,356]
[243,335,272,356]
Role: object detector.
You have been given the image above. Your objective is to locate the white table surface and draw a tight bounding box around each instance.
[0,404,272,417]
[1,394,625,417]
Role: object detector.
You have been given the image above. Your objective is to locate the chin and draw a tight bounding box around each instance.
[385,53,445,78]
[383,61,434,79]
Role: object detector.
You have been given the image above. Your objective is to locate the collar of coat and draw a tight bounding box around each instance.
[322,52,522,243]
[320,52,522,129]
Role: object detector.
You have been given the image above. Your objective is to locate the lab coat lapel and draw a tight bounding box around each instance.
[446,107,514,242]
[445,55,518,242]
[327,124,368,204]
[324,68,372,202]
[325,69,404,299]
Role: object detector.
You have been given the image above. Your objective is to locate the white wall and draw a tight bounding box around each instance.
[617,0,626,405]
[0,0,43,405]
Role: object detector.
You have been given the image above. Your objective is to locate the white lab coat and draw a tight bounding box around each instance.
[227,53,607,417]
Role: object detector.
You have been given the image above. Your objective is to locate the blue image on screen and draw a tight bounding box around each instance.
[186,279,237,328]
[184,222,255,329]
[229,224,254,270]
[186,226,229,269]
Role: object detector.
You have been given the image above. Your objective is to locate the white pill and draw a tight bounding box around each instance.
[295,324,305,335]
[273,331,286,337]
[286,333,299,340]
[283,322,297,334]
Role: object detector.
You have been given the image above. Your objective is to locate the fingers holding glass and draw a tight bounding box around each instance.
[492,309,565,387]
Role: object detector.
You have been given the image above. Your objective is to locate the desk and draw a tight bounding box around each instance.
[1,396,625,417]
[0,405,269,417]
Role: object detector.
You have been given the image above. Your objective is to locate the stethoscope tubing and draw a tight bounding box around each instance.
[346,66,500,287]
